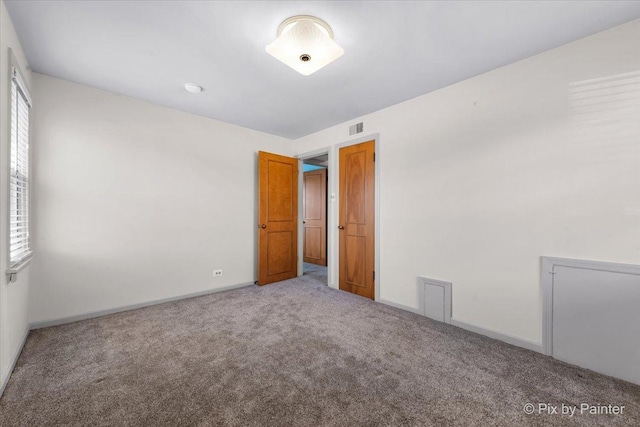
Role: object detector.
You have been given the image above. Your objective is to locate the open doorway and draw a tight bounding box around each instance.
[301,154,328,285]
[294,136,379,300]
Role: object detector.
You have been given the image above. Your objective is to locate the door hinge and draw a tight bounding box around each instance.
[373,270,375,280]
[373,153,375,162]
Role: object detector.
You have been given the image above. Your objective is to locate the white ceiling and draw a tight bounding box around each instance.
[6,1,640,139]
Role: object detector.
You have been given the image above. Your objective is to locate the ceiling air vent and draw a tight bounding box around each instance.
[349,122,364,136]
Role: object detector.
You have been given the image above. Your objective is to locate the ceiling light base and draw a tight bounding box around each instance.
[266,15,344,76]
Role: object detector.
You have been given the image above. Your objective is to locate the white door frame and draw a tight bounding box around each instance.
[296,133,381,302]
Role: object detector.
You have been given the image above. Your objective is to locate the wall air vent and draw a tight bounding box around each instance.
[349,122,364,136]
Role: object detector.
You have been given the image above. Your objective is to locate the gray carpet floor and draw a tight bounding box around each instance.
[1,273,639,426]
[303,262,327,284]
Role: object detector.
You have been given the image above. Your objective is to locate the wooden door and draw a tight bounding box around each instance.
[339,140,375,300]
[258,151,298,285]
[303,169,327,266]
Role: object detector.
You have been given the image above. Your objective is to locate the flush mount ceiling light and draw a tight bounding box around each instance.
[184,83,203,93]
[265,15,344,76]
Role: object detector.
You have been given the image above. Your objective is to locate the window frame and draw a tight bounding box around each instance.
[6,51,33,275]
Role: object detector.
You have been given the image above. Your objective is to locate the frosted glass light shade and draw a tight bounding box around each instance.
[266,16,344,76]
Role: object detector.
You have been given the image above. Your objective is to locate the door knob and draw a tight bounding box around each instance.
[303,221,306,224]
[260,224,267,229]
[338,225,344,230]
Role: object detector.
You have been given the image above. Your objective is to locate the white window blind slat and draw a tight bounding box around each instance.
[9,71,31,267]
[10,242,29,250]
[10,251,30,260]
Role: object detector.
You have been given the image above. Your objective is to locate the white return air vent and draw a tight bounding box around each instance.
[349,122,364,136]
[417,277,452,324]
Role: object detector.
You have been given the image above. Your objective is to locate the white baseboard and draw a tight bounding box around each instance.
[450,318,543,353]
[378,297,542,354]
[0,325,30,398]
[30,281,255,330]
[378,298,422,315]
[2,282,255,398]
[4,282,541,399]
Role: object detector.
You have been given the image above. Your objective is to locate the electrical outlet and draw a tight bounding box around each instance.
[213,269,223,277]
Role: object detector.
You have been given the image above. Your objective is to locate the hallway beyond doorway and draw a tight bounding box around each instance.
[303,262,327,285]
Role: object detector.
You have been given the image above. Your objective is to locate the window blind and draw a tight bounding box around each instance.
[9,68,31,266]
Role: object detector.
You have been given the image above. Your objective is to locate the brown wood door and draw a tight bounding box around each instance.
[303,169,327,266]
[339,140,375,300]
[258,151,298,285]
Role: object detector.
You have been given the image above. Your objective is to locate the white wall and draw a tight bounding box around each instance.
[293,20,640,344]
[0,0,32,391]
[30,74,291,323]
[10,10,640,352]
